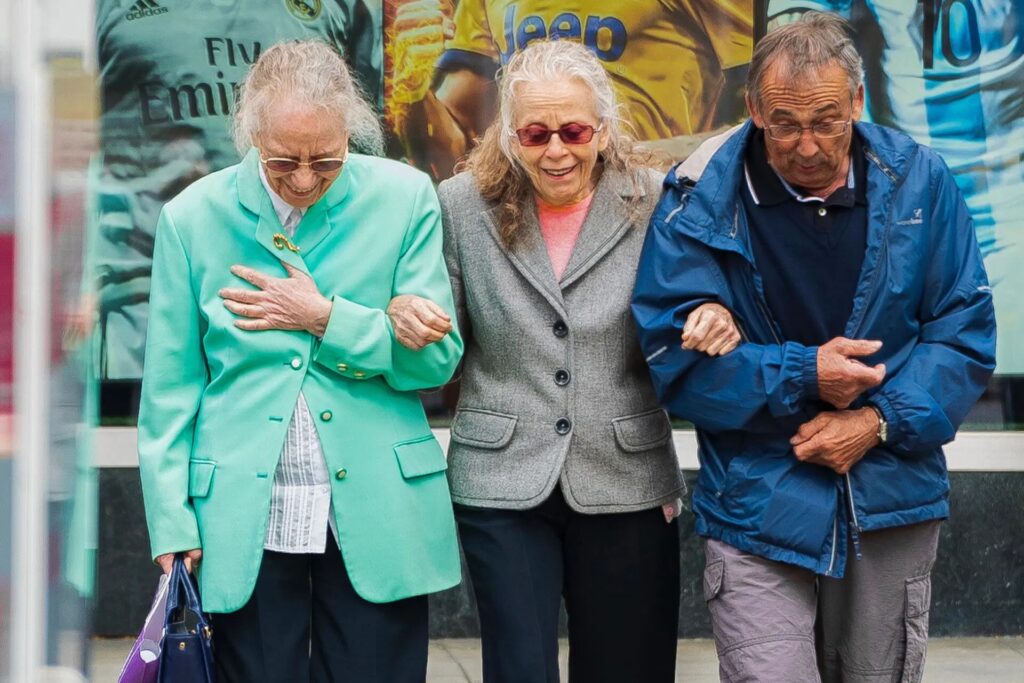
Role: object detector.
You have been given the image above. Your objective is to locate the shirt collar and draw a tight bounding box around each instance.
[258,162,306,226]
[744,128,866,208]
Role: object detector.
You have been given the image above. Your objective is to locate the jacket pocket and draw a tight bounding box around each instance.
[188,460,216,498]
[612,408,672,453]
[450,408,518,449]
[394,436,448,479]
[901,574,932,683]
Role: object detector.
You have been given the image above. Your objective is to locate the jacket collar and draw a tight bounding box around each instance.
[674,120,918,254]
[482,166,647,313]
[237,148,353,271]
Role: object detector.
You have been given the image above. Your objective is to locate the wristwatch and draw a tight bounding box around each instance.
[869,404,888,444]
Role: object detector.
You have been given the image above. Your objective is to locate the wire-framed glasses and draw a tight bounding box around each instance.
[764,120,851,143]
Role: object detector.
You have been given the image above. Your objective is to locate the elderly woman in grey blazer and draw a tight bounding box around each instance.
[394,40,740,682]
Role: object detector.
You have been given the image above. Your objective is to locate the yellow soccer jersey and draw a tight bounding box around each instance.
[438,0,753,140]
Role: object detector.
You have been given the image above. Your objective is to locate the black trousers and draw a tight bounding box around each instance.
[211,534,428,683]
[455,486,681,683]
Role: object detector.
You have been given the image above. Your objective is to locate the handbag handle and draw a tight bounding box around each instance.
[164,554,211,634]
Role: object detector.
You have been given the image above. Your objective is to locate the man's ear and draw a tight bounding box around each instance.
[746,93,763,128]
[851,84,866,122]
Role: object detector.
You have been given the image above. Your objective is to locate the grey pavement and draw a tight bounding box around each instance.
[90,636,1024,682]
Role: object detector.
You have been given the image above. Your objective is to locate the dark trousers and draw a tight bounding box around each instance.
[455,486,681,683]
[211,534,428,683]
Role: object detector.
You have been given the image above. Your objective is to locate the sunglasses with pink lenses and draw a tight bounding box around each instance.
[512,123,602,147]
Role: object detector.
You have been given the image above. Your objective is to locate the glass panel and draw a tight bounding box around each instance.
[0,50,16,683]
[44,53,97,678]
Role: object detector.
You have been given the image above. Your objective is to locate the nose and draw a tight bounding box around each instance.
[796,129,820,157]
[290,165,317,189]
[544,133,568,158]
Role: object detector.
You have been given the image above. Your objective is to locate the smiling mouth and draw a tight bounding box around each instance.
[543,166,576,178]
[286,184,317,196]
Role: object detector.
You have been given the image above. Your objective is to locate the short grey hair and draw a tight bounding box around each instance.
[747,12,864,113]
[232,40,383,156]
[496,40,631,165]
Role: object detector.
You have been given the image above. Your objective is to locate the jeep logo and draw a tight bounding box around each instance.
[498,7,628,64]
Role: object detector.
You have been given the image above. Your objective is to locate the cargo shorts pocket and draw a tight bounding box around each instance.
[901,574,932,683]
[704,557,724,602]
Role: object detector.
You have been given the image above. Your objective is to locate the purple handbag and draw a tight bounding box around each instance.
[116,573,169,683]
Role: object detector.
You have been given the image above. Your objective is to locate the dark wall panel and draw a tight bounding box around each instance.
[95,469,1024,638]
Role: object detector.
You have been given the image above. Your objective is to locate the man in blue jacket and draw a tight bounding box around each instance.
[632,12,996,683]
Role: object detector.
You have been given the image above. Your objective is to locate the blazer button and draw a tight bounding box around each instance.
[555,418,571,435]
[335,468,347,480]
[552,320,568,338]
[320,411,333,422]
[554,369,570,386]
[290,358,303,370]
[337,363,348,372]
[353,371,365,378]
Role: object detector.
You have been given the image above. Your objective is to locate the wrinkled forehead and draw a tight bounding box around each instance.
[756,60,853,116]
[258,101,347,145]
[508,77,600,125]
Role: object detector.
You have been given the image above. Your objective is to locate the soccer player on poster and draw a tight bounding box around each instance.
[94,0,382,380]
[767,0,1024,378]
[386,0,755,181]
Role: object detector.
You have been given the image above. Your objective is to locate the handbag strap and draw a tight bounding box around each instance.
[164,554,211,632]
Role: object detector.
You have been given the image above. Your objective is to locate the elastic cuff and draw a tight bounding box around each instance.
[800,345,820,400]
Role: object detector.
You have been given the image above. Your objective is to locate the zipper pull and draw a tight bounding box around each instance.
[850,524,863,560]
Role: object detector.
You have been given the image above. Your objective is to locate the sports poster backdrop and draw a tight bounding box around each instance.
[767,0,1024,375]
[94,0,1020,389]
[94,0,755,383]
[384,0,755,181]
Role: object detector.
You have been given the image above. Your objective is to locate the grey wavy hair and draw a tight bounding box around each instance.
[232,40,383,157]
[747,11,864,113]
[464,39,661,247]
[496,39,631,166]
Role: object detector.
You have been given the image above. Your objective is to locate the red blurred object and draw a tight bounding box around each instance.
[0,232,13,414]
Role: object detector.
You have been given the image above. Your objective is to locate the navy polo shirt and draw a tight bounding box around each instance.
[742,130,868,346]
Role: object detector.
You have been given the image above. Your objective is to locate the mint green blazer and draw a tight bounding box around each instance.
[137,150,463,613]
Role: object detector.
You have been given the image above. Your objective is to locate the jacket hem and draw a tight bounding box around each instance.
[451,485,685,514]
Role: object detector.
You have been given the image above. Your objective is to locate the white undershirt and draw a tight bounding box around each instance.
[258,165,336,554]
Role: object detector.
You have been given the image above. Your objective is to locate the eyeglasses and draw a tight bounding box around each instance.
[260,156,347,173]
[512,123,603,147]
[764,120,851,143]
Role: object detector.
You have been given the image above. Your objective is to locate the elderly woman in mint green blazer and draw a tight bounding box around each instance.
[137,40,462,683]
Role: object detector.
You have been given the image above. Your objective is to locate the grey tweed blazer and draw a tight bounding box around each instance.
[438,167,684,513]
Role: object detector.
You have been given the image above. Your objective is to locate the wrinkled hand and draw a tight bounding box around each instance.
[155,548,203,576]
[817,337,885,409]
[387,294,452,350]
[790,408,880,475]
[391,0,454,105]
[681,302,741,356]
[220,263,332,337]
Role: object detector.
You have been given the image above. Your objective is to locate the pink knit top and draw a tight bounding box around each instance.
[536,192,594,280]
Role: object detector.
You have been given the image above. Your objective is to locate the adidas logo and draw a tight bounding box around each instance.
[125,0,169,21]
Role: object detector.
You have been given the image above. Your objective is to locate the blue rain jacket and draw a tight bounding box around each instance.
[632,121,996,577]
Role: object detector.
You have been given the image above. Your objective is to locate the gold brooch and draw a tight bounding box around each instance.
[272,233,300,253]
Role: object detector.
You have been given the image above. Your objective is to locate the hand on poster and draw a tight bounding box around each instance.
[390,0,454,107]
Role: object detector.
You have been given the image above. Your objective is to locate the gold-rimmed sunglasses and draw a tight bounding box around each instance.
[260,155,347,173]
